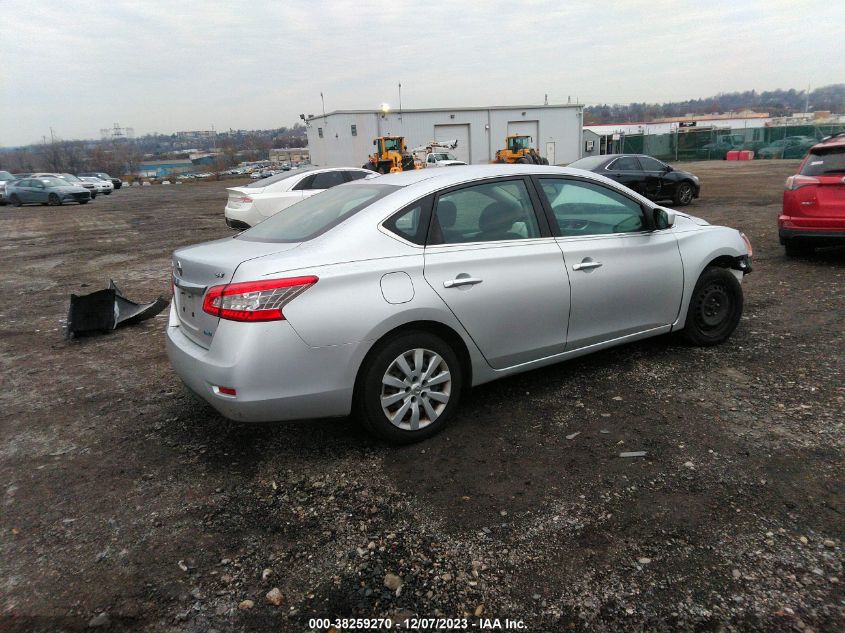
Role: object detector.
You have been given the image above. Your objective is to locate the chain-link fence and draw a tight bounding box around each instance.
[615,124,845,162]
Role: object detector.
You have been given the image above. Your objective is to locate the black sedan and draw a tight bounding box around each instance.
[568,154,700,206]
[5,177,91,206]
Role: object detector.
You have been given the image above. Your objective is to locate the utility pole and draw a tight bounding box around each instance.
[320,92,326,119]
[805,83,810,113]
[398,82,402,122]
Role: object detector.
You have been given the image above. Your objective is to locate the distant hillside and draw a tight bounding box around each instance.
[584,84,845,125]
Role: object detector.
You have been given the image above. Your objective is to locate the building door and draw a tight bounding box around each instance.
[434,124,471,164]
[546,142,556,165]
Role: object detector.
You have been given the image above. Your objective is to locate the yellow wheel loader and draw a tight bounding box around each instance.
[493,135,548,165]
[363,136,419,174]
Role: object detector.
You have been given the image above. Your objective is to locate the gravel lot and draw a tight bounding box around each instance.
[1,162,843,632]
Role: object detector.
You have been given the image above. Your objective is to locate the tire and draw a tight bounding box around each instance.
[784,240,814,257]
[90,191,96,199]
[79,200,89,205]
[516,157,529,164]
[10,195,22,207]
[680,267,743,346]
[355,331,463,444]
[48,193,62,206]
[104,191,111,195]
[673,182,694,206]
[541,157,549,165]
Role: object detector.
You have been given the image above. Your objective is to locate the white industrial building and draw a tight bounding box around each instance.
[305,104,584,167]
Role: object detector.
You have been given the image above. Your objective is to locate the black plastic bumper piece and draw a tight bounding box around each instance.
[66,280,169,338]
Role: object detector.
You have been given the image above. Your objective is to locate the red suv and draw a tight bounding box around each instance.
[780,133,845,256]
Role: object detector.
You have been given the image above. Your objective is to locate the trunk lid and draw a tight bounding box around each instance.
[172,237,300,348]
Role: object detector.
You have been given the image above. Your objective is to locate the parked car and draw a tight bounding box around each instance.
[0,170,18,205]
[567,154,700,206]
[79,176,114,194]
[168,164,752,443]
[5,176,91,206]
[424,152,467,167]
[779,133,845,255]
[31,173,97,198]
[224,166,376,229]
[79,172,122,189]
[757,136,816,159]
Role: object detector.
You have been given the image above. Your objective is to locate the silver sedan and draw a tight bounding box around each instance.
[167,165,752,443]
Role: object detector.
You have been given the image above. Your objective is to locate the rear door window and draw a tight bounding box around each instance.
[801,148,845,176]
[430,179,540,244]
[309,171,346,190]
[608,156,641,171]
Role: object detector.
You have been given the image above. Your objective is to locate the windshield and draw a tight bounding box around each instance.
[383,138,402,152]
[238,183,399,242]
[508,136,531,151]
[60,174,83,182]
[433,153,457,161]
[567,155,609,170]
[801,147,845,176]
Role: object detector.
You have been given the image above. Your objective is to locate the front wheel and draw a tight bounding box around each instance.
[90,192,96,199]
[355,331,463,444]
[10,195,22,207]
[673,182,694,206]
[680,267,743,346]
[79,200,89,204]
[48,193,62,206]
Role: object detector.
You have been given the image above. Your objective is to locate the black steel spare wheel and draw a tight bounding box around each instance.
[682,266,743,346]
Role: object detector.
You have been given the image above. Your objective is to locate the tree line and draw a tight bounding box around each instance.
[584,84,845,125]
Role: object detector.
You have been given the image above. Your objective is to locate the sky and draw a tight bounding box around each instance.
[1,0,842,147]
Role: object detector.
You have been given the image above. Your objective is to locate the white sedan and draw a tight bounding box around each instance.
[79,176,114,195]
[224,167,376,229]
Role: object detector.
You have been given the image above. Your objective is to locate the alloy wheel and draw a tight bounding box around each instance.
[380,348,451,431]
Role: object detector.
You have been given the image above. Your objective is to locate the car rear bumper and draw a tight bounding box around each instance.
[224,203,260,229]
[779,227,845,245]
[166,307,359,422]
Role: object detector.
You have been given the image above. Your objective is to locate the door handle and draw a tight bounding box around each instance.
[443,277,483,288]
[572,260,602,271]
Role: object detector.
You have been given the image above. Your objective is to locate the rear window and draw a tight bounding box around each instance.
[801,147,845,176]
[246,168,313,188]
[567,156,608,171]
[237,183,399,242]
[0,171,14,180]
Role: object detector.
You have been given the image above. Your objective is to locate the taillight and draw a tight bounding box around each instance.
[237,196,253,204]
[202,276,318,322]
[785,175,820,190]
[740,232,753,257]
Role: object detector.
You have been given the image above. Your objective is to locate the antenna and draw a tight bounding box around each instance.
[398,82,403,122]
[321,92,326,119]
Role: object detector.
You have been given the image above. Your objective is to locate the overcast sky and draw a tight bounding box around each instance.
[1,0,841,147]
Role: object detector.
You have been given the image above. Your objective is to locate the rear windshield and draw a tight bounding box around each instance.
[238,183,399,242]
[246,168,313,188]
[567,156,608,170]
[0,171,14,180]
[801,147,845,176]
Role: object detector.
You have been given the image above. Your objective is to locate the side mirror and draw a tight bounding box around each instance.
[663,165,673,172]
[653,207,676,230]
[373,140,377,146]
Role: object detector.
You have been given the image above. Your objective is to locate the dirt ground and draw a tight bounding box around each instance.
[1,162,843,632]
